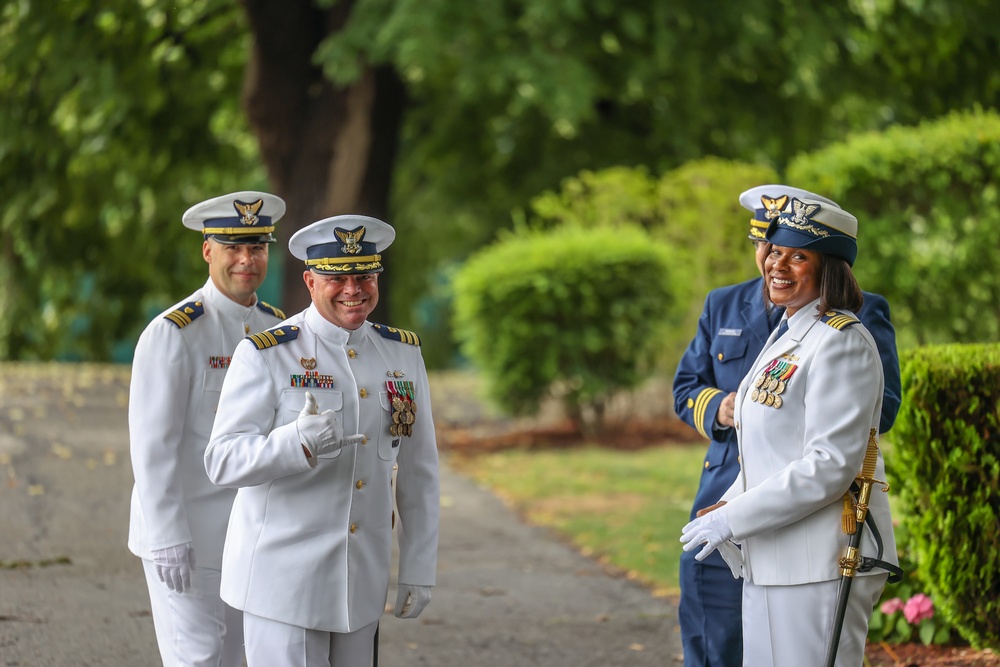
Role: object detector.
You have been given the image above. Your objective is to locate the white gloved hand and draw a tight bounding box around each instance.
[393,584,432,619]
[680,506,734,562]
[296,391,353,460]
[153,543,196,593]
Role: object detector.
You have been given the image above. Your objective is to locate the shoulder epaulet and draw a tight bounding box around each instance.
[819,310,861,331]
[246,325,301,350]
[163,301,205,329]
[256,301,285,319]
[371,323,421,346]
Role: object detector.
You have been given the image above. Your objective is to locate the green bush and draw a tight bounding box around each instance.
[888,342,1000,649]
[527,158,780,371]
[786,108,1000,349]
[451,223,674,433]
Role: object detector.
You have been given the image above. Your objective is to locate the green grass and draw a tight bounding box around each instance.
[447,443,705,596]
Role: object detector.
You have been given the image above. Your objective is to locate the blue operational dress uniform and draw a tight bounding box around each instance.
[671,185,902,667]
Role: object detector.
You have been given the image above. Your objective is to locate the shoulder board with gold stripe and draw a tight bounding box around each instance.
[819,310,861,331]
[256,301,285,319]
[163,301,205,329]
[371,323,421,346]
[246,325,301,350]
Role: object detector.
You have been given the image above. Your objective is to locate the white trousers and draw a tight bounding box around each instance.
[243,613,378,667]
[141,559,245,667]
[742,573,887,667]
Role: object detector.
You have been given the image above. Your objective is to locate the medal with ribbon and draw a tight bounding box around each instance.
[386,379,417,437]
[750,358,799,409]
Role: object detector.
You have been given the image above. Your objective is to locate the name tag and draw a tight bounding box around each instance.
[718,328,742,336]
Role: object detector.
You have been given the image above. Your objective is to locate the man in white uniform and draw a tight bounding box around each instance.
[128,191,287,666]
[205,214,440,666]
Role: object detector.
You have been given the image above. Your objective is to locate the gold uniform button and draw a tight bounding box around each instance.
[350,523,358,534]
[359,388,368,398]
[718,353,724,361]
[704,461,710,469]
[687,398,694,408]
[348,349,357,359]
[356,480,364,490]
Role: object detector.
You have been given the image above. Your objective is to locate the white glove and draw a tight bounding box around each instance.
[394,584,432,618]
[680,507,734,562]
[153,543,195,593]
[296,391,362,461]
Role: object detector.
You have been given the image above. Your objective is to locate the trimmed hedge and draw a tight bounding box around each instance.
[528,157,780,370]
[890,342,1000,649]
[786,108,1000,349]
[451,223,674,432]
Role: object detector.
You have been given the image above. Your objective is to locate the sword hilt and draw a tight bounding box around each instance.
[853,428,889,524]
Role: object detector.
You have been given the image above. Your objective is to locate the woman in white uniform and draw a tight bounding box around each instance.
[679,196,900,666]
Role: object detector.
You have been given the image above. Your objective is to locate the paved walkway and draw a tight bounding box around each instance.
[0,365,682,666]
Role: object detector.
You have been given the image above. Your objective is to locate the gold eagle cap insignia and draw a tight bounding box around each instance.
[233,199,264,226]
[335,227,365,255]
[761,194,789,220]
[790,198,821,224]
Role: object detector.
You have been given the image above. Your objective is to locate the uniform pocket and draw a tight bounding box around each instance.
[377,391,400,461]
[710,335,749,365]
[201,369,227,414]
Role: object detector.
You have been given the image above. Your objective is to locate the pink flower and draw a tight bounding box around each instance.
[880,597,905,615]
[903,593,935,624]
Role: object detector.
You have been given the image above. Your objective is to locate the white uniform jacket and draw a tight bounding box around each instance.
[128,278,285,568]
[721,299,898,586]
[204,305,440,633]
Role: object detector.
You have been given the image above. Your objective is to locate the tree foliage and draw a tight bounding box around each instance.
[2,0,999,360]
[0,0,264,360]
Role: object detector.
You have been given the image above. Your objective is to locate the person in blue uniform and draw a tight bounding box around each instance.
[671,185,901,667]
[205,215,440,667]
[128,191,286,667]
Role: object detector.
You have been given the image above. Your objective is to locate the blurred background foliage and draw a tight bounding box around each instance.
[1,0,998,366]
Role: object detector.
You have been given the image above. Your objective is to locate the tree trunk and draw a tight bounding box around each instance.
[239,0,405,318]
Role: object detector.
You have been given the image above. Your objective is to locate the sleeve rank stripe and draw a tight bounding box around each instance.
[693,388,723,439]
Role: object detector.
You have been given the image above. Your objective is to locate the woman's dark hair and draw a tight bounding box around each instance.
[819,255,863,314]
[761,243,864,315]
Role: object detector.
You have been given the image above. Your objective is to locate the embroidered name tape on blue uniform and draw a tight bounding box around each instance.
[256,301,286,319]
[718,328,742,336]
[371,323,421,346]
[164,301,205,329]
[247,325,300,350]
[820,311,860,331]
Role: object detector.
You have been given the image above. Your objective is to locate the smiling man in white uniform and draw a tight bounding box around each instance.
[128,191,286,666]
[205,214,440,666]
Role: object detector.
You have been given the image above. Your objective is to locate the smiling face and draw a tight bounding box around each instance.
[764,244,823,316]
[203,239,269,306]
[304,271,379,330]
